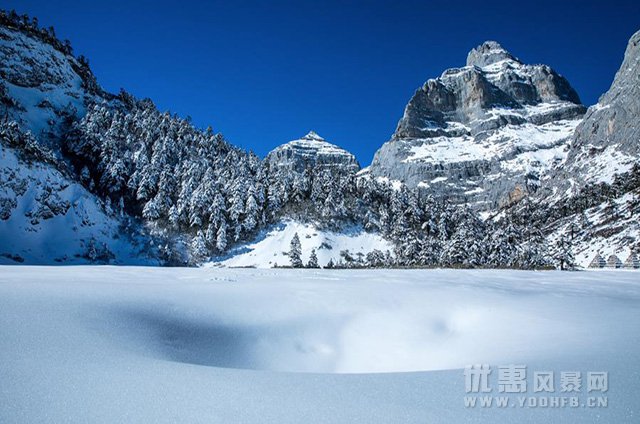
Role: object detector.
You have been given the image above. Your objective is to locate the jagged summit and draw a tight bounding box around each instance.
[300,131,325,141]
[390,42,583,142]
[370,38,586,210]
[466,41,520,68]
[266,132,360,173]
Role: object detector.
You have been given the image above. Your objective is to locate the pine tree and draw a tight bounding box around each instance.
[366,249,386,267]
[190,230,208,263]
[289,233,303,268]
[554,234,575,270]
[216,221,228,252]
[205,222,217,247]
[307,248,319,268]
[85,238,98,261]
[243,188,258,232]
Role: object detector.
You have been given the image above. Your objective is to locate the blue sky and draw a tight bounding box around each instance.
[6,0,640,164]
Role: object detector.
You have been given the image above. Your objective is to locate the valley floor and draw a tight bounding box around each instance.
[0,267,638,423]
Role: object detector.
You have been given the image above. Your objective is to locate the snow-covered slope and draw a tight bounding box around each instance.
[1,267,638,422]
[0,143,156,264]
[213,220,392,268]
[533,30,640,266]
[370,41,585,210]
[0,18,151,264]
[547,192,640,267]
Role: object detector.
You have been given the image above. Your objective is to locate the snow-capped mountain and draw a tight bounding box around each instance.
[370,41,585,210]
[0,9,637,269]
[266,131,360,173]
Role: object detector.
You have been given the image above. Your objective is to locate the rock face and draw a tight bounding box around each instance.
[0,24,153,264]
[370,41,585,210]
[266,131,360,173]
[0,25,107,151]
[551,29,640,194]
[529,29,640,268]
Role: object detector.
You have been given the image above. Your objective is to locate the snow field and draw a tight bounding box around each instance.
[0,267,639,423]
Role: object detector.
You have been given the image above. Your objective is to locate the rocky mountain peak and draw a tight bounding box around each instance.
[301,131,325,142]
[0,22,110,151]
[370,39,586,210]
[391,41,583,141]
[266,132,360,173]
[466,41,520,68]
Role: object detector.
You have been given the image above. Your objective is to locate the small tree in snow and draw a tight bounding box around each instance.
[307,248,319,268]
[554,234,575,270]
[289,233,303,268]
[85,238,98,261]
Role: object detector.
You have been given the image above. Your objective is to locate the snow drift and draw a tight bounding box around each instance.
[1,267,638,423]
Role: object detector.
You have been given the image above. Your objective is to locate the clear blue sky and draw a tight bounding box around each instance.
[6,0,640,164]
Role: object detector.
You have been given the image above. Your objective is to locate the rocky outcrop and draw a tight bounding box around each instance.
[0,25,100,149]
[266,131,360,174]
[549,29,640,196]
[520,29,640,269]
[370,41,585,210]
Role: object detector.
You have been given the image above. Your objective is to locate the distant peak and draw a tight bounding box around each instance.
[301,131,325,141]
[466,40,520,68]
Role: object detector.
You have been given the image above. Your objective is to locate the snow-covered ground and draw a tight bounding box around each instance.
[1,266,638,423]
[214,220,392,268]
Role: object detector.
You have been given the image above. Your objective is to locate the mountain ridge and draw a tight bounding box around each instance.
[0,9,637,268]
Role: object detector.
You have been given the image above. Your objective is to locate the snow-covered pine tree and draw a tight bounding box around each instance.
[365,249,386,267]
[216,221,228,252]
[243,186,259,232]
[307,249,319,268]
[205,221,217,247]
[190,230,208,263]
[554,234,575,270]
[289,232,303,268]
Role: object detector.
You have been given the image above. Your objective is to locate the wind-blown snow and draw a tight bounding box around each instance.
[0,267,638,423]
